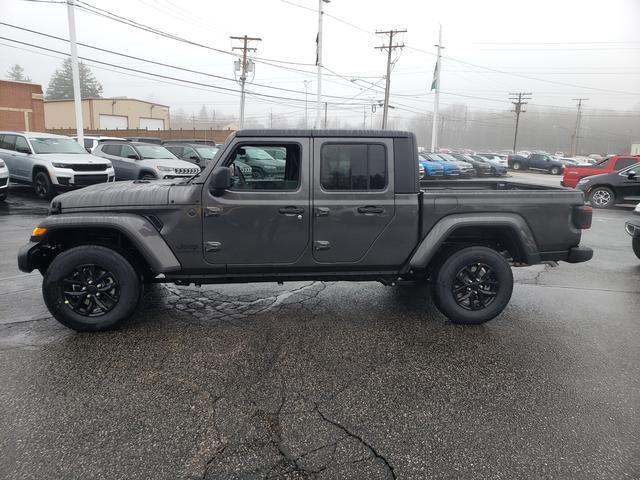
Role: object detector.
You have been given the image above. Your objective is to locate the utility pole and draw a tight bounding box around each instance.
[324,102,328,128]
[430,25,444,152]
[375,29,406,129]
[363,105,367,129]
[231,35,261,129]
[66,0,84,144]
[509,92,532,154]
[315,0,330,129]
[570,98,588,156]
[303,80,311,128]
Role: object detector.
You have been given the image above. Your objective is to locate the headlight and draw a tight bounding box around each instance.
[0,160,5,168]
[577,178,588,185]
[52,162,74,169]
[157,166,175,172]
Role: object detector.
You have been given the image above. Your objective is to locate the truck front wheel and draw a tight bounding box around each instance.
[431,246,513,325]
[42,245,143,332]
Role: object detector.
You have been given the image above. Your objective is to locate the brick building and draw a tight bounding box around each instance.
[0,80,45,131]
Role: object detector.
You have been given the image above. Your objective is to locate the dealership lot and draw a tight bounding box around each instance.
[0,175,638,479]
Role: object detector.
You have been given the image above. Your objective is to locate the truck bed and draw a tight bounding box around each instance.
[418,179,586,255]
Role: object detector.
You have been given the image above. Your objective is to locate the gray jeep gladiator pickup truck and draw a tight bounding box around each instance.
[18,129,593,332]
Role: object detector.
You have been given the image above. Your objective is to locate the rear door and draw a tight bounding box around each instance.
[312,138,395,263]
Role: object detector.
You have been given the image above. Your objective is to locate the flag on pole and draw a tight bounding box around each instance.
[430,61,439,90]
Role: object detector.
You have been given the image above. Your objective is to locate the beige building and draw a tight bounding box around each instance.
[44,97,170,130]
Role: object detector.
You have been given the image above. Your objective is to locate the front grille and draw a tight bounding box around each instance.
[71,164,109,172]
[0,177,7,187]
[74,174,108,186]
[174,167,199,175]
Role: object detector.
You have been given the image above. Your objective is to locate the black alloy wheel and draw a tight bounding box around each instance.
[431,246,513,325]
[43,245,142,331]
[62,264,120,317]
[451,263,499,311]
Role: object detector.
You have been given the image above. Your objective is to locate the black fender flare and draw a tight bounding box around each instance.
[406,213,541,271]
[19,213,181,274]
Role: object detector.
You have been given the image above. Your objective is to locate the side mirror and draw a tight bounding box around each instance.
[628,170,637,180]
[210,166,232,196]
[238,147,246,156]
[127,154,140,160]
[189,155,200,162]
[16,146,30,154]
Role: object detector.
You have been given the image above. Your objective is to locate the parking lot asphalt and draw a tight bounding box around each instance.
[0,176,638,480]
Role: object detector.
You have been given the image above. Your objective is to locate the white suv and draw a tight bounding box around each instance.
[0,157,8,202]
[0,131,115,199]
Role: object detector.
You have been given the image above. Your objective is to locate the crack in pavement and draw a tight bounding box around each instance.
[315,405,397,480]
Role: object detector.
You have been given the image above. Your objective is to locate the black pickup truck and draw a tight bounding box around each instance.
[18,130,593,331]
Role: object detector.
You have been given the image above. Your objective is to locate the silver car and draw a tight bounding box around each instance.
[93,141,199,180]
[0,131,115,199]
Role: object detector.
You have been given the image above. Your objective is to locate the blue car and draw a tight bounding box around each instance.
[418,155,444,179]
[421,154,461,177]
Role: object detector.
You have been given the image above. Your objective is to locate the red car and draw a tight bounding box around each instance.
[562,155,639,188]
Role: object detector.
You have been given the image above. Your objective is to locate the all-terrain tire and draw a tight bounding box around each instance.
[431,246,513,325]
[42,245,142,332]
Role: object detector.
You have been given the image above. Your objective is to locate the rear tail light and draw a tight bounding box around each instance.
[573,205,593,229]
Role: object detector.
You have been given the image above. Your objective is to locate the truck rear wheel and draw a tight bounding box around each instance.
[633,238,640,260]
[42,245,142,332]
[550,166,561,175]
[512,161,522,170]
[431,246,513,325]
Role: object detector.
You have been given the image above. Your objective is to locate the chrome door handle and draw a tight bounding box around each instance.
[315,207,330,217]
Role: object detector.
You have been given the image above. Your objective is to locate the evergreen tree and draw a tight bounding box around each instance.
[45,58,103,100]
[7,64,31,82]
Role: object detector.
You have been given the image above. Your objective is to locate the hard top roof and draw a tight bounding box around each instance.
[234,129,413,138]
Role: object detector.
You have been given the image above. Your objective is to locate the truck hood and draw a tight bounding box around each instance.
[139,158,199,170]
[52,180,175,211]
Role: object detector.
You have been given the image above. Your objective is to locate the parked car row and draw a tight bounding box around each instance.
[0,131,224,199]
[417,152,507,180]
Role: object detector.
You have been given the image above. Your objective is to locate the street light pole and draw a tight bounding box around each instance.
[66,0,84,145]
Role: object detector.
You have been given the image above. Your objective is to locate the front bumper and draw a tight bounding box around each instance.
[17,241,41,273]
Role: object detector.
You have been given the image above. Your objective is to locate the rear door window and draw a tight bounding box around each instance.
[320,143,387,191]
[1,135,16,151]
[102,144,122,156]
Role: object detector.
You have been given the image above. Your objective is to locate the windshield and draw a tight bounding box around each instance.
[30,137,87,154]
[195,146,218,160]
[136,145,176,159]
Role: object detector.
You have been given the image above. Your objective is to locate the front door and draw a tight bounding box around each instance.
[202,138,310,268]
[312,138,395,264]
